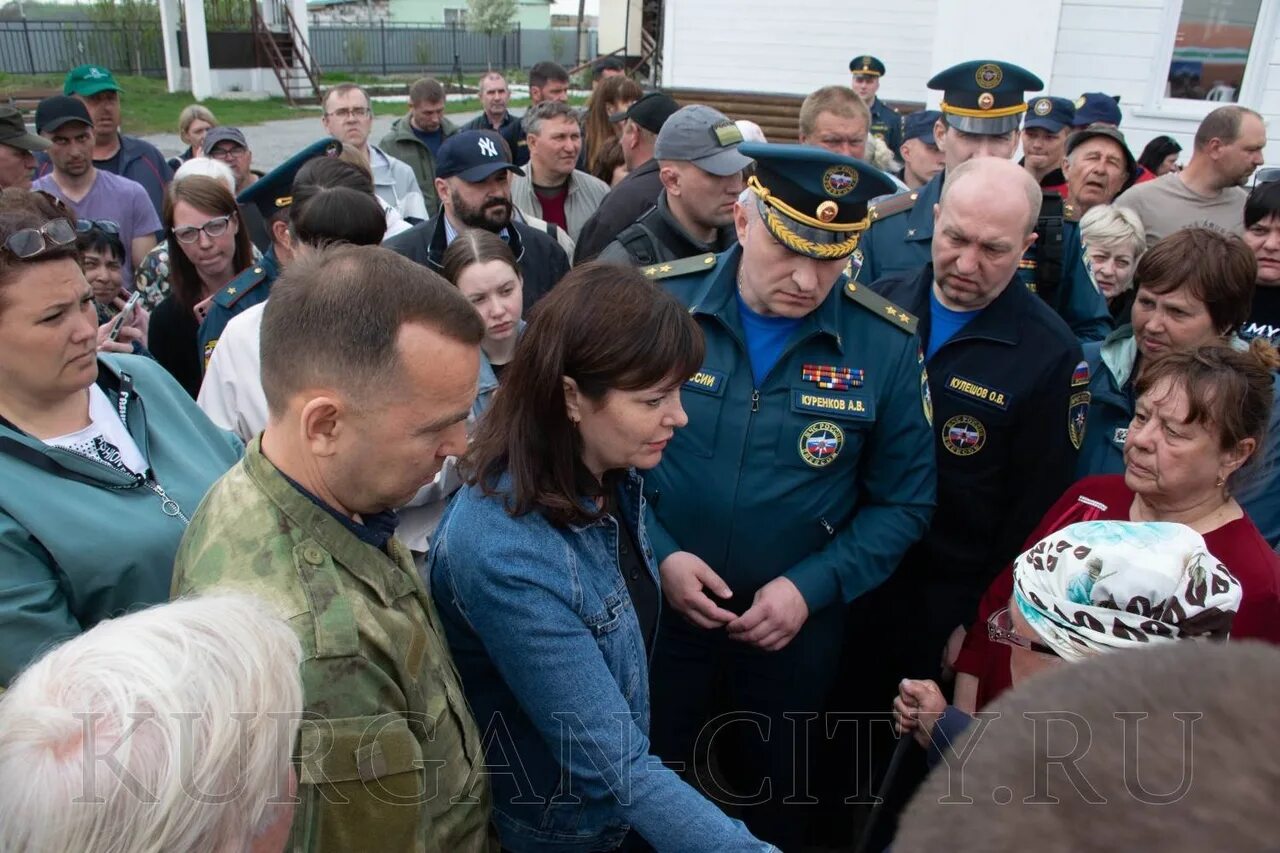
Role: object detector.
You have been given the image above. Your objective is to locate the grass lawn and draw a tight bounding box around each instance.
[0,72,584,135]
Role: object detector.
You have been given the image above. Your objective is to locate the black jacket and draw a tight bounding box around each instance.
[595,192,737,267]
[573,159,663,264]
[872,263,1084,605]
[384,211,570,312]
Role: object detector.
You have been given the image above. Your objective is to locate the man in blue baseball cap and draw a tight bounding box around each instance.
[385,129,570,310]
[1073,91,1122,127]
[857,60,1111,342]
[898,109,944,190]
[642,142,935,848]
[1021,95,1075,193]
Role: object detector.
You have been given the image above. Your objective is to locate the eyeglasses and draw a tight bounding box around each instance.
[987,606,1059,656]
[326,107,370,120]
[3,217,77,259]
[1254,167,1280,187]
[172,212,236,244]
[74,218,120,236]
[208,145,247,162]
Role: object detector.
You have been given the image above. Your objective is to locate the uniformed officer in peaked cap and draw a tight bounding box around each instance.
[855,60,1111,341]
[642,142,936,848]
[196,137,342,368]
[849,54,903,155]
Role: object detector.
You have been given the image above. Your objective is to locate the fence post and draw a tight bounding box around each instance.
[380,18,386,76]
[21,16,35,74]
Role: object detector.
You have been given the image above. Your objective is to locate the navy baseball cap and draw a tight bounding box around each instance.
[35,95,93,135]
[1024,96,1075,133]
[928,60,1044,136]
[902,110,941,145]
[1073,92,1122,127]
[437,130,525,182]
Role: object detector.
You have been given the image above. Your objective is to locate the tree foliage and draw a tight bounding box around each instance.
[466,0,516,37]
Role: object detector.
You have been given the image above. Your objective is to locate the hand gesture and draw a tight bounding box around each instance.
[659,551,736,630]
[726,576,809,651]
[892,678,947,750]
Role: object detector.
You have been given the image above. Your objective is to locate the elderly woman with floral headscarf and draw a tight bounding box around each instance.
[945,341,1280,719]
[895,519,1243,762]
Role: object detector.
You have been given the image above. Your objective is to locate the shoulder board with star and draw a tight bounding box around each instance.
[212,264,270,309]
[640,253,718,280]
[868,190,918,224]
[843,279,918,334]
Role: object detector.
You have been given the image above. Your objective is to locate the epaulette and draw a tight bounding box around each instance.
[868,190,919,223]
[640,253,718,280]
[843,279,918,334]
[212,264,270,309]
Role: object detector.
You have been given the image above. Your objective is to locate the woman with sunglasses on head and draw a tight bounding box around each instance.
[0,196,241,689]
[944,342,1280,719]
[148,174,253,397]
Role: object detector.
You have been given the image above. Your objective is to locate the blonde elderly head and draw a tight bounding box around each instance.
[0,594,303,853]
[1080,204,1145,300]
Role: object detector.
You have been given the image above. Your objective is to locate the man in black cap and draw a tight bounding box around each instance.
[1021,95,1075,193]
[573,91,680,263]
[0,105,49,191]
[1063,124,1134,219]
[385,129,569,310]
[849,54,902,155]
[596,104,750,267]
[203,126,269,252]
[32,95,159,287]
[898,109,944,190]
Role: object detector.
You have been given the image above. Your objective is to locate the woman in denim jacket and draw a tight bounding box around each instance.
[442,228,526,421]
[430,264,773,852]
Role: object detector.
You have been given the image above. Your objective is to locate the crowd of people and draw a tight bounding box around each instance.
[0,52,1278,853]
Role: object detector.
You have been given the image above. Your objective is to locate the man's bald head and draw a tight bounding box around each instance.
[941,157,1042,236]
[931,157,1041,310]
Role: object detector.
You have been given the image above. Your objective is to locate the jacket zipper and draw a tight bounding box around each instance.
[115,374,191,525]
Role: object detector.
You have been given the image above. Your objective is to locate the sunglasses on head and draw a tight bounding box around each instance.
[3,217,77,259]
[74,218,121,237]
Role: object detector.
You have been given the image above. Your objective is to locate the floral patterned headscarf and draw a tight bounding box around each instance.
[1012,521,1242,662]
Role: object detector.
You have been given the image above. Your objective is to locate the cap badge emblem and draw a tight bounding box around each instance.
[1034,98,1052,116]
[978,92,995,110]
[976,63,1003,90]
[821,164,858,197]
[817,200,839,222]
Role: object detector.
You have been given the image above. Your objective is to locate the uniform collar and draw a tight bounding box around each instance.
[910,262,1026,349]
[903,170,943,241]
[690,244,845,351]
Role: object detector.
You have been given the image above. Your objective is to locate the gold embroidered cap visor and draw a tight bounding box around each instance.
[739,141,896,261]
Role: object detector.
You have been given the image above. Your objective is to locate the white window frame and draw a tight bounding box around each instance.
[1134,0,1279,120]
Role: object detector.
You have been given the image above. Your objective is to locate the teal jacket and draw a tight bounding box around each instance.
[644,246,937,614]
[1079,326,1280,548]
[856,172,1112,342]
[0,354,242,685]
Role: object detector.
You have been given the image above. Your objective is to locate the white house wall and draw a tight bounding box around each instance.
[661,0,940,102]
[664,0,1280,164]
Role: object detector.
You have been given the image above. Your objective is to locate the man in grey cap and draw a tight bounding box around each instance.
[596,104,752,267]
[573,91,681,263]
[0,105,49,191]
[203,126,269,251]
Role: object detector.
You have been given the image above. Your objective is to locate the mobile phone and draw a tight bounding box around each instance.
[107,291,142,342]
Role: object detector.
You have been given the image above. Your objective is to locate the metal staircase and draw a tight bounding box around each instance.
[251,2,322,106]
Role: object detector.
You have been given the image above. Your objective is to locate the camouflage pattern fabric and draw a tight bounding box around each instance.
[172,438,496,852]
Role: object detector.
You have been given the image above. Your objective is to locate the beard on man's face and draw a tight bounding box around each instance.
[452,189,514,231]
